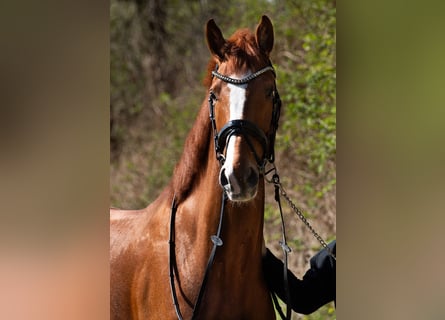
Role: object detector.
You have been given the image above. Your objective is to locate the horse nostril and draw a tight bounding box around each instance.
[246,167,258,187]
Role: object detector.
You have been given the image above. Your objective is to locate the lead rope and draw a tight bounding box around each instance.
[265,164,336,320]
[265,164,336,260]
[271,172,292,320]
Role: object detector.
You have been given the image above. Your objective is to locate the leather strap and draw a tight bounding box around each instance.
[169,192,227,320]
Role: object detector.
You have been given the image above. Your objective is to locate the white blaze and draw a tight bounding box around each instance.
[227,82,248,120]
[222,73,251,195]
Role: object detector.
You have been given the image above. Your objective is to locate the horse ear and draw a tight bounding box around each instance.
[206,19,226,60]
[255,15,274,56]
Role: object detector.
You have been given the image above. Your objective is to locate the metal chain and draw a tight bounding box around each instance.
[265,165,336,261]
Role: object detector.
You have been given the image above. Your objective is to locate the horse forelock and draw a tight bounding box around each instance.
[224,29,267,70]
[203,29,269,87]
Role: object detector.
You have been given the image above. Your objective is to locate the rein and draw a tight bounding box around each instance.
[169,192,226,320]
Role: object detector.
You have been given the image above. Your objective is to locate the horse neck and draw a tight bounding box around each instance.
[218,182,266,264]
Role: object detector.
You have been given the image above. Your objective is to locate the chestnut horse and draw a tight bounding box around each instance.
[111,16,282,319]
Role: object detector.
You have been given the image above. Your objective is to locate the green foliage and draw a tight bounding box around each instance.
[273,298,335,320]
[276,0,336,175]
[110,0,145,153]
[302,303,336,320]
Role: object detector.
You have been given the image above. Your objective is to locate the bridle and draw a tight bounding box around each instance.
[209,63,282,168]
[168,63,284,320]
[169,63,336,320]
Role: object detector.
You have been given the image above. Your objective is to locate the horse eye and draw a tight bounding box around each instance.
[209,90,219,101]
[266,88,274,98]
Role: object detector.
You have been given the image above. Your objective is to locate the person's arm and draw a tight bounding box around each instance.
[262,241,336,315]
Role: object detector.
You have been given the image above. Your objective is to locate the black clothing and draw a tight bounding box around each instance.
[262,241,336,315]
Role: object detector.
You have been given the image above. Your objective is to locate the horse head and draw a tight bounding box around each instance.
[206,16,281,202]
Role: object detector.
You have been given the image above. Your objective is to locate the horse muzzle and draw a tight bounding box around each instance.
[218,135,260,202]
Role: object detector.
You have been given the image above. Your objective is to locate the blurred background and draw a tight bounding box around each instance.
[110,1,336,319]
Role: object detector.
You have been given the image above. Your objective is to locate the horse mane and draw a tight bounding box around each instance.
[174,28,269,202]
[171,99,211,203]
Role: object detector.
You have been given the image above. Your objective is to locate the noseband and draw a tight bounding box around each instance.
[209,64,282,169]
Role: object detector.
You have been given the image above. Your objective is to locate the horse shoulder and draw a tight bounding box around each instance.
[110,199,174,320]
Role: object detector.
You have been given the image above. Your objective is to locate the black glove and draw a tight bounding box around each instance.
[263,240,336,315]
